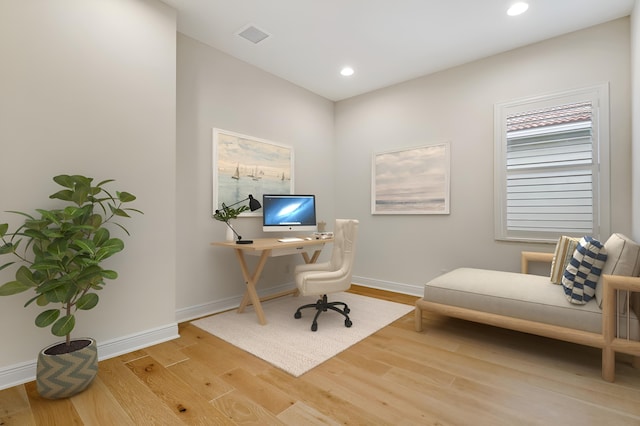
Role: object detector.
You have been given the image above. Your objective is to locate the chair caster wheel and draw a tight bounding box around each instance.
[311,322,318,332]
[344,307,350,314]
[294,311,302,319]
[345,319,352,328]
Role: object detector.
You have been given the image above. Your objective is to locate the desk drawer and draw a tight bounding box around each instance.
[246,244,325,257]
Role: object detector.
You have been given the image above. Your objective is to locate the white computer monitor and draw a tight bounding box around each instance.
[262,194,317,233]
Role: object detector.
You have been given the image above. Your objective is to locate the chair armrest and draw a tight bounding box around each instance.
[602,274,640,316]
[521,251,554,274]
[295,261,331,274]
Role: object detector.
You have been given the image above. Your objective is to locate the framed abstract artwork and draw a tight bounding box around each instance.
[372,142,450,215]
[213,128,293,216]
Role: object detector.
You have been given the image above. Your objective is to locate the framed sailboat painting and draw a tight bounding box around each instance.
[371,142,450,215]
[213,128,294,216]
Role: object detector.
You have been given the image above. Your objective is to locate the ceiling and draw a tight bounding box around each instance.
[161,0,635,101]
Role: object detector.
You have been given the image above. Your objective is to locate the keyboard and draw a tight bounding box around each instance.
[278,237,304,242]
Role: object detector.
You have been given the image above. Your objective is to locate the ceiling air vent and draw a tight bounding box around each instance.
[237,25,271,44]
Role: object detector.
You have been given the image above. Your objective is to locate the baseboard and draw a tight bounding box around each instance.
[352,275,423,297]
[175,282,296,323]
[0,323,179,391]
[0,361,34,392]
[176,278,421,324]
[98,323,180,360]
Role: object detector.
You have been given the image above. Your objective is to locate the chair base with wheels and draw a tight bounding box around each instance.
[294,294,353,332]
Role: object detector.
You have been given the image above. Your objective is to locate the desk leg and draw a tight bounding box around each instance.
[234,249,271,325]
[302,250,322,264]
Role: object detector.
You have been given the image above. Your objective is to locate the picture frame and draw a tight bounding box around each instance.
[213,128,294,216]
[371,142,450,215]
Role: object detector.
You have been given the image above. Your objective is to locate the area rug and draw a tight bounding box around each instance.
[191,292,413,377]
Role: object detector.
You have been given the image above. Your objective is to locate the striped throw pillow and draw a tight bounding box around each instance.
[550,236,580,284]
[562,236,607,305]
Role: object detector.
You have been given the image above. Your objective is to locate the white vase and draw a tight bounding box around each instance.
[226,223,235,241]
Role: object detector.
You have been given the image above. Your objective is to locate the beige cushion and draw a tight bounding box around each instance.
[424,267,639,338]
[550,236,579,284]
[595,233,640,309]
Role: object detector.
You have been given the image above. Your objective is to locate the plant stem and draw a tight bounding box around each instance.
[66,304,71,346]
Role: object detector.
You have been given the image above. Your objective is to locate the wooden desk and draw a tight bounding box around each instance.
[211,237,333,325]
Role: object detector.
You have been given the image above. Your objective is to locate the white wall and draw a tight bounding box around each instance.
[632,4,640,242]
[175,34,335,321]
[0,0,177,388]
[336,18,632,294]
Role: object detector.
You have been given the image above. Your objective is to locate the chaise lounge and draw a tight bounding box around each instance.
[415,233,640,381]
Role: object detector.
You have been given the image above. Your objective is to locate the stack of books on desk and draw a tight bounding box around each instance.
[312,232,334,240]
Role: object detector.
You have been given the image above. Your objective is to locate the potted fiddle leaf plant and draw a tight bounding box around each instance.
[0,174,142,399]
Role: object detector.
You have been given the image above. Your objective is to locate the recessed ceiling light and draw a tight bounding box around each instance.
[507,2,529,16]
[340,66,355,77]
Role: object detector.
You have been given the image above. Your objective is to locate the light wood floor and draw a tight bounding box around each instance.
[3,285,640,425]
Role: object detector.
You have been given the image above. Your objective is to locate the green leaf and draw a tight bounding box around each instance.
[0,280,30,296]
[35,293,49,306]
[49,189,74,202]
[44,284,70,304]
[103,238,124,251]
[94,239,124,261]
[71,185,89,206]
[46,239,68,259]
[0,223,8,237]
[111,222,131,236]
[112,208,131,218]
[5,210,35,221]
[31,261,63,273]
[16,265,38,287]
[53,174,75,189]
[124,207,144,216]
[76,293,99,310]
[24,218,50,231]
[75,265,103,285]
[36,209,61,225]
[36,278,68,295]
[0,261,16,271]
[41,229,65,239]
[35,309,60,327]
[93,228,109,246]
[101,270,118,280]
[0,242,16,255]
[74,239,96,255]
[63,205,86,219]
[51,314,75,337]
[24,293,40,307]
[96,178,115,187]
[23,229,47,240]
[117,191,137,203]
[87,214,102,229]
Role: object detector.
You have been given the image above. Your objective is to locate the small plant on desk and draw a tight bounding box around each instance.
[213,205,248,222]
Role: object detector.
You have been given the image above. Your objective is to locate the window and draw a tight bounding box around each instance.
[494,85,610,243]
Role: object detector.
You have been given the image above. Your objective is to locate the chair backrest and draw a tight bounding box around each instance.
[329,219,359,277]
[294,219,359,296]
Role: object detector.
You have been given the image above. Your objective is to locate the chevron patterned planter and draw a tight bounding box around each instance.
[36,338,98,399]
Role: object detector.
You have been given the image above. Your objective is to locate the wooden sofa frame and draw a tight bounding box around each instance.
[415,251,640,382]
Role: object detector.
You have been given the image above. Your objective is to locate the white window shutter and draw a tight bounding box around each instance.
[494,85,610,242]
